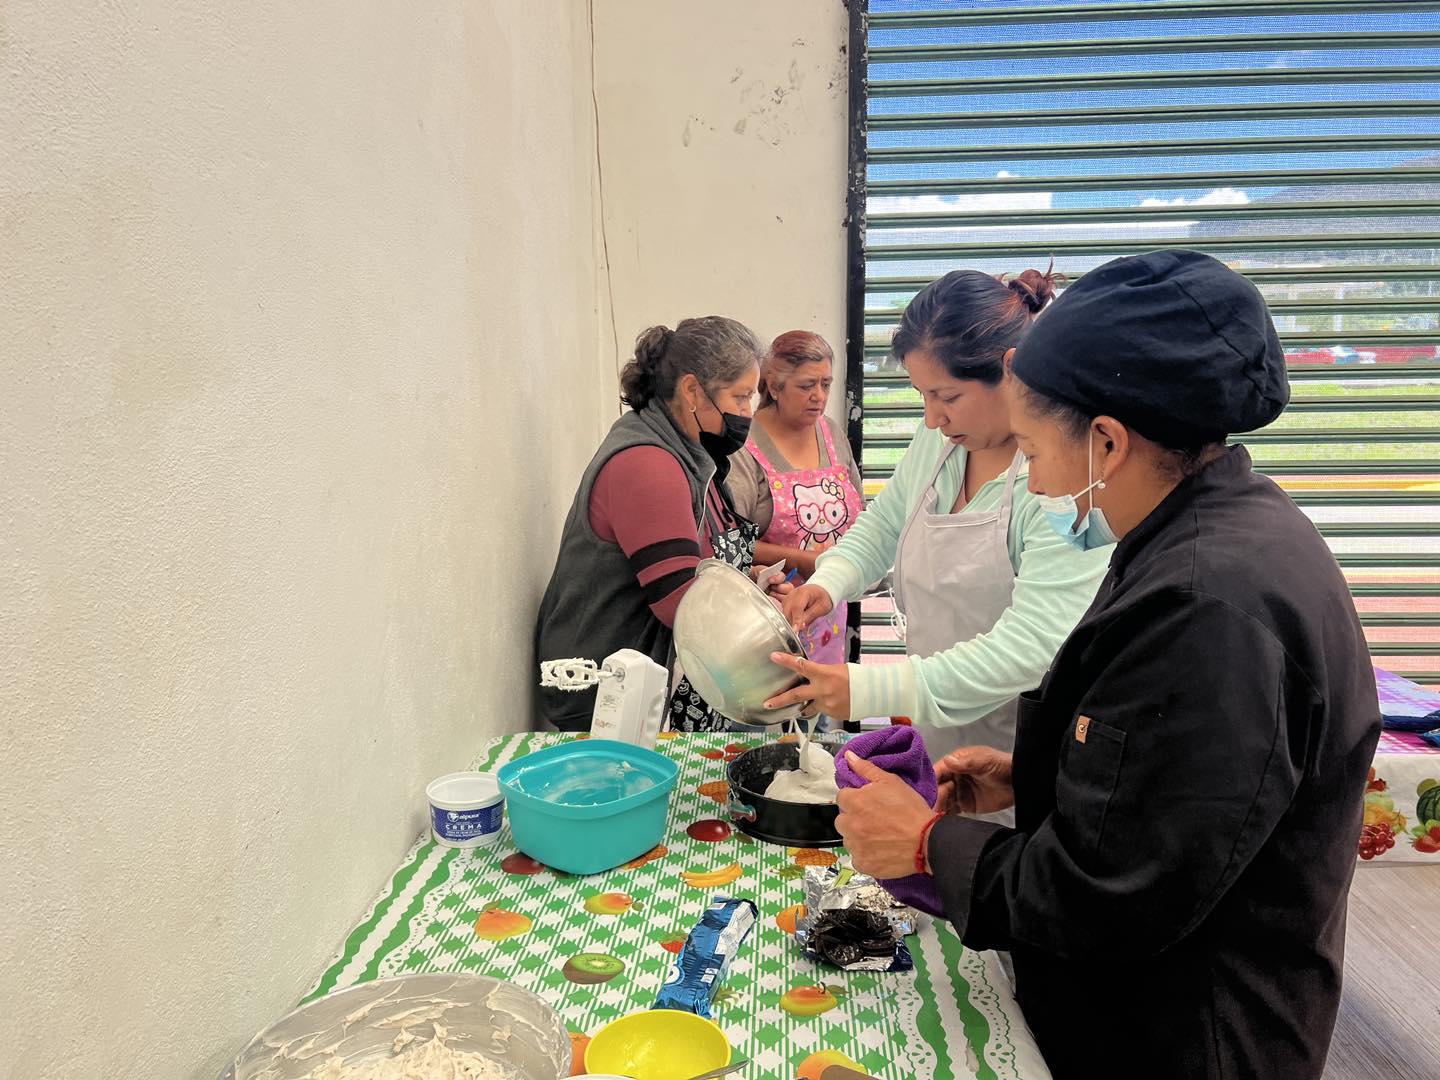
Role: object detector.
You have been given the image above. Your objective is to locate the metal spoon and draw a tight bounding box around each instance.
[685,1061,749,1080]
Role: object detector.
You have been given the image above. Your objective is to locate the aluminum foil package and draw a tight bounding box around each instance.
[795,866,917,972]
[653,896,758,1018]
[801,865,921,938]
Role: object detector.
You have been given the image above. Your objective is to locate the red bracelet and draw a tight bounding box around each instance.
[915,811,945,875]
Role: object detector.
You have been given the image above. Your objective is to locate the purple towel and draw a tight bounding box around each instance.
[834,726,944,917]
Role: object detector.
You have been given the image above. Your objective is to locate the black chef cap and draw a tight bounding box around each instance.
[1009,249,1289,446]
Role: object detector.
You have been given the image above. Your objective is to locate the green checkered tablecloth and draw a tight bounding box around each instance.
[304,732,1050,1080]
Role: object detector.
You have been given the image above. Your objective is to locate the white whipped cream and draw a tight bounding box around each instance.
[765,727,839,804]
[296,1024,514,1080]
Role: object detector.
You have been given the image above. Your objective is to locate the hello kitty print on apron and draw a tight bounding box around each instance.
[744,417,864,665]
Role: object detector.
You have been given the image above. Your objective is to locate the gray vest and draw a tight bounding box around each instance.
[534,400,716,729]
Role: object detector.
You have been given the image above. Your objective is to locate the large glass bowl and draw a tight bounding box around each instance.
[217,972,571,1079]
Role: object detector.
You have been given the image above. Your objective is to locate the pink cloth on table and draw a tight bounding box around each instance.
[1374,665,1440,731]
[1377,729,1440,755]
[835,725,945,917]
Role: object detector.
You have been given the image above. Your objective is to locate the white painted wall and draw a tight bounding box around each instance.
[591,0,851,424]
[0,2,603,1076]
[1,1,850,1075]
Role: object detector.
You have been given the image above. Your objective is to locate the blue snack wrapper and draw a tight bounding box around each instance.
[653,896,758,1018]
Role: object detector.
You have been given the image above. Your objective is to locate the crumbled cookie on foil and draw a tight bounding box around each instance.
[794,866,918,972]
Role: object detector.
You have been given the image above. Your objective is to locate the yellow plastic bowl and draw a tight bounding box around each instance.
[585,1009,731,1080]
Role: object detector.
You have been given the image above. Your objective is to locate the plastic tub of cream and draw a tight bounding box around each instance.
[426,771,504,848]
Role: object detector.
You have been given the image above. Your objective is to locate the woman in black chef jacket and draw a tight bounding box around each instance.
[834,250,1381,1079]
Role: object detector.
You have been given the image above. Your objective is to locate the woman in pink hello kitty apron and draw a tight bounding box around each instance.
[726,331,864,666]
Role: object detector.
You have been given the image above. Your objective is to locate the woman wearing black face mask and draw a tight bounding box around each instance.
[536,316,764,732]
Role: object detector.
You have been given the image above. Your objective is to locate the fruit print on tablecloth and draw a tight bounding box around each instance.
[329,731,1029,1080]
[622,844,669,869]
[1360,768,1440,859]
[680,862,745,889]
[562,953,625,985]
[581,891,636,916]
[781,983,845,1018]
[798,1050,870,1078]
[1407,777,1440,854]
[473,904,532,941]
[776,904,806,936]
[687,819,734,842]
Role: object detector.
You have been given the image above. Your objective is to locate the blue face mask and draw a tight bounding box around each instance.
[1036,436,1119,550]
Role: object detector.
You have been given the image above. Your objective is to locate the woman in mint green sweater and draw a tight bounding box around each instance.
[771,269,1112,765]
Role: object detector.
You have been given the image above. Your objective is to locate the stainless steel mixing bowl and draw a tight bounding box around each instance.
[673,559,807,725]
[218,972,571,1079]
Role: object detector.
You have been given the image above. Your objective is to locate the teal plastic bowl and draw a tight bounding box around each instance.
[497,740,679,875]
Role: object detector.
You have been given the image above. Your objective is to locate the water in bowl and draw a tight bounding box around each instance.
[516,757,658,807]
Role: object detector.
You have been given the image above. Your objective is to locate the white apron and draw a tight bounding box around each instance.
[892,444,1024,769]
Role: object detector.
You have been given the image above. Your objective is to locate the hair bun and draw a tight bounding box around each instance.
[1008,264,1063,314]
[634,325,673,368]
[620,325,674,409]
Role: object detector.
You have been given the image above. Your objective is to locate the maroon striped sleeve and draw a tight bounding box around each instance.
[589,446,704,627]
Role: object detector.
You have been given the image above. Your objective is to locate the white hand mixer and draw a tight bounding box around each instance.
[538,648,668,749]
